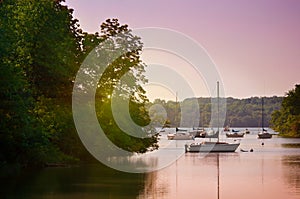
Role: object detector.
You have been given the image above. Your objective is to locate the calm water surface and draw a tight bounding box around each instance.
[1,128,300,199]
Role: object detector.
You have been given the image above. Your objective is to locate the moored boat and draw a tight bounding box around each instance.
[223,126,230,132]
[190,128,207,138]
[258,130,272,139]
[257,97,272,139]
[185,82,240,153]
[245,128,250,134]
[185,141,240,152]
[167,132,194,140]
[226,132,245,138]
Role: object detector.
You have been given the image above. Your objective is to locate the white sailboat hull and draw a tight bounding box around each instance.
[185,142,240,153]
[167,133,194,140]
[185,82,240,153]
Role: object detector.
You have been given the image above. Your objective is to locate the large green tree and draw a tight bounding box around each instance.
[1,0,158,169]
[73,19,158,153]
[271,84,300,137]
[0,0,83,167]
[85,19,158,153]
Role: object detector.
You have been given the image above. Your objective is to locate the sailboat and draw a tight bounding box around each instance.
[217,153,220,199]
[226,128,245,138]
[223,125,230,132]
[167,131,194,140]
[167,128,193,140]
[257,97,272,139]
[167,92,194,140]
[185,82,240,152]
[190,112,206,138]
[191,111,215,138]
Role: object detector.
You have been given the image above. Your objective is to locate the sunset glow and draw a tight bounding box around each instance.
[66,0,300,99]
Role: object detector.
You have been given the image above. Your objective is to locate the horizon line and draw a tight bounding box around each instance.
[148,95,284,103]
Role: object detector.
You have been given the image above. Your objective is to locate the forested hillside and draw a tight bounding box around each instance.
[149,96,283,128]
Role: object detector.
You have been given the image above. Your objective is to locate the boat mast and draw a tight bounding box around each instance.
[217,81,220,142]
[217,153,220,199]
[261,97,264,131]
[175,92,178,128]
[217,82,220,199]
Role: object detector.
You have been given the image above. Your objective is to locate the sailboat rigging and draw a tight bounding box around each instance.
[185,82,240,152]
[217,153,220,199]
[257,97,272,139]
[167,92,194,140]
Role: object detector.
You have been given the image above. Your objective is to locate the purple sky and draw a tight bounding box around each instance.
[66,0,300,99]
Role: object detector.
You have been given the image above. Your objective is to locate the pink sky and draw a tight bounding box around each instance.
[66,0,300,99]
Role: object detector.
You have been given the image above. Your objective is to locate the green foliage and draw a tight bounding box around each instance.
[150,96,283,128]
[93,19,158,153]
[1,0,80,97]
[1,0,157,169]
[271,85,300,137]
[0,0,83,167]
[33,97,84,160]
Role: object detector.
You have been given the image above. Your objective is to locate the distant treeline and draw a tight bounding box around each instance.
[149,96,283,128]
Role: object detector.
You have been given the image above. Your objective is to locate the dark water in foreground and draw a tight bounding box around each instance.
[1,128,300,199]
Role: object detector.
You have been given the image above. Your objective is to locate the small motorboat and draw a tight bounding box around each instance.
[226,132,245,138]
[245,128,250,134]
[226,129,244,138]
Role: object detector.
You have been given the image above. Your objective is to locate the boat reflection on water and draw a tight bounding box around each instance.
[1,136,300,199]
[139,138,300,199]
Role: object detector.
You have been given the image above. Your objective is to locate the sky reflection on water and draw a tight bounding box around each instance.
[1,129,300,199]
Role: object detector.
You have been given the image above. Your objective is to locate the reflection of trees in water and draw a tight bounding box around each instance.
[282,155,300,194]
[1,164,147,198]
[139,171,169,198]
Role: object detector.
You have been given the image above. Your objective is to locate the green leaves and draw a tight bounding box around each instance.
[0,0,157,168]
[0,0,82,167]
[149,97,283,128]
[93,19,158,153]
[271,84,300,137]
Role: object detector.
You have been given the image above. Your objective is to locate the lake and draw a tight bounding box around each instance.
[1,128,300,199]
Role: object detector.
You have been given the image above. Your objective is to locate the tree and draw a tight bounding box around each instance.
[0,0,51,166]
[80,19,158,153]
[271,85,300,137]
[0,0,84,167]
[148,96,283,128]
